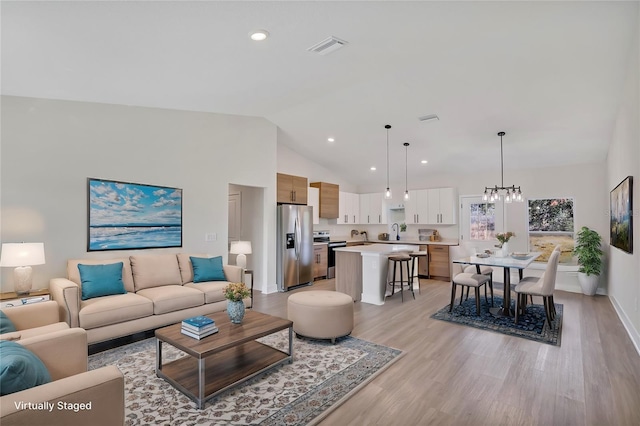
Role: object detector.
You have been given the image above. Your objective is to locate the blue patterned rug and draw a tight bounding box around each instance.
[431,296,562,346]
[89,331,402,425]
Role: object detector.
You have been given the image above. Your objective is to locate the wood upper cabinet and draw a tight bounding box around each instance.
[277,173,308,205]
[310,182,339,218]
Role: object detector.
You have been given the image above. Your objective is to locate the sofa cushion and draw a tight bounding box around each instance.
[78,262,127,300]
[130,254,182,291]
[79,293,153,330]
[0,311,17,334]
[136,285,204,315]
[177,253,209,284]
[190,256,227,282]
[185,281,229,304]
[0,340,52,396]
[68,257,135,293]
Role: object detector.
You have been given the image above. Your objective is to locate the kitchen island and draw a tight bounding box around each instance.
[333,241,457,305]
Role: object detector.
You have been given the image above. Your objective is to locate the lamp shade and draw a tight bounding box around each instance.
[0,243,46,267]
[230,241,252,255]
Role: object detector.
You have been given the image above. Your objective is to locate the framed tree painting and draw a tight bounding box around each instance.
[87,178,183,251]
[610,176,633,254]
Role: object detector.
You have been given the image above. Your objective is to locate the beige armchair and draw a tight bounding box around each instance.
[0,328,124,426]
[0,301,69,341]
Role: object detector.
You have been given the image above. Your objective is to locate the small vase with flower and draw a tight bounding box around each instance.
[496,232,515,257]
[223,282,250,324]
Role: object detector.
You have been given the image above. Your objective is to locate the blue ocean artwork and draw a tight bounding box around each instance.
[88,179,182,251]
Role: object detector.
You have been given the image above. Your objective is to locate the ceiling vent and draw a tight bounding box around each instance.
[307,36,348,55]
[418,114,440,123]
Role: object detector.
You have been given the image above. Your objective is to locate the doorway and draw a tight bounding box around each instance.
[459,195,504,254]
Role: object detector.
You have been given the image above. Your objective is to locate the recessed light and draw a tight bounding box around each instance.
[370,167,377,171]
[327,137,335,142]
[250,30,269,41]
[421,160,428,164]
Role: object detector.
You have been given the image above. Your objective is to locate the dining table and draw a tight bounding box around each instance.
[452,252,541,317]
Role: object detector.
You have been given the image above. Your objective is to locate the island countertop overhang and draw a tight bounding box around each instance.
[333,240,457,254]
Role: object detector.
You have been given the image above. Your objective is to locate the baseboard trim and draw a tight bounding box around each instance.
[609,295,640,356]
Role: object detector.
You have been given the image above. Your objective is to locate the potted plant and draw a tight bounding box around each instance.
[496,231,515,256]
[573,226,603,296]
[223,282,251,323]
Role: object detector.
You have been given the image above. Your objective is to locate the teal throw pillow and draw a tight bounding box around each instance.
[0,311,17,334]
[0,340,52,396]
[78,262,127,300]
[190,256,227,283]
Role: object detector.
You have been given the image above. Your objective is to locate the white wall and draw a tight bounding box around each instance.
[1,96,278,294]
[607,10,640,352]
[277,142,357,193]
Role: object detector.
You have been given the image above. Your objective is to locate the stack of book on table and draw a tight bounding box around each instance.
[181,315,218,339]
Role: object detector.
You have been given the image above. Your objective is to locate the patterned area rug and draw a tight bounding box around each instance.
[88,331,402,425]
[431,296,562,346]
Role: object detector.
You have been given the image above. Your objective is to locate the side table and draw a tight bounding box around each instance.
[0,289,51,308]
[245,269,254,308]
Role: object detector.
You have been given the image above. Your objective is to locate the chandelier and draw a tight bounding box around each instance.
[483,131,523,203]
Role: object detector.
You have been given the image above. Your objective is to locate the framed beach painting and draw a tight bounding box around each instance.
[87,178,182,251]
[610,176,633,254]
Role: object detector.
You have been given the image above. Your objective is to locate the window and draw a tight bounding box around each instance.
[469,202,496,241]
[528,198,574,263]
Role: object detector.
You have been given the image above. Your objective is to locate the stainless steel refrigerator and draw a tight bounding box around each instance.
[277,204,313,291]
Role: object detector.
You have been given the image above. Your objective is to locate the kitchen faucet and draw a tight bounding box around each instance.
[360,231,368,241]
[392,223,400,240]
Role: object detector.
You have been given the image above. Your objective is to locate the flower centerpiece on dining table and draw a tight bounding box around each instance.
[223,282,250,324]
[496,231,515,257]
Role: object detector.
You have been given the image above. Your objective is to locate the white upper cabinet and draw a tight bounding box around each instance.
[404,190,429,224]
[308,186,320,225]
[427,187,457,224]
[337,191,359,224]
[359,193,387,224]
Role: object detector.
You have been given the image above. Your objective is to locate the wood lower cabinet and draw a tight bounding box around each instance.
[418,245,429,277]
[277,173,308,204]
[310,182,339,218]
[313,243,328,280]
[428,245,450,281]
[335,251,362,301]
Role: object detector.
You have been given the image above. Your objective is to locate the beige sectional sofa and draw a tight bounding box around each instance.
[50,253,246,344]
[0,328,124,426]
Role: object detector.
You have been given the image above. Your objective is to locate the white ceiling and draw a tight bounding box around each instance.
[2,1,638,188]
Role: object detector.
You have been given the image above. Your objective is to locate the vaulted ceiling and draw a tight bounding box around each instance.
[2,1,637,187]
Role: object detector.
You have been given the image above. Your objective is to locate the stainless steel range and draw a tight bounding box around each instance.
[313,230,346,279]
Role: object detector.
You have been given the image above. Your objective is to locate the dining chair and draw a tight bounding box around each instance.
[514,248,561,325]
[450,264,492,315]
[463,247,493,302]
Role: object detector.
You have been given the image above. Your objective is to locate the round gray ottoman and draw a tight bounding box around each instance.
[287,290,354,343]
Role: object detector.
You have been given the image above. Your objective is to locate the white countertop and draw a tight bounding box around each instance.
[333,243,425,254]
[332,237,458,246]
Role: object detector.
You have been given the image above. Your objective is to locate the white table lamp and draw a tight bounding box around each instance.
[230,241,252,269]
[0,242,46,295]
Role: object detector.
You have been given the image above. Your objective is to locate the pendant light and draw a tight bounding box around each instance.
[384,124,392,199]
[482,131,523,203]
[403,142,410,201]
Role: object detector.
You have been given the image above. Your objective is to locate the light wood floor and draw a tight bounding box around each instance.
[252,278,640,426]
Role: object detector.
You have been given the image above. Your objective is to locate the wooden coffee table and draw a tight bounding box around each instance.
[155,310,293,409]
